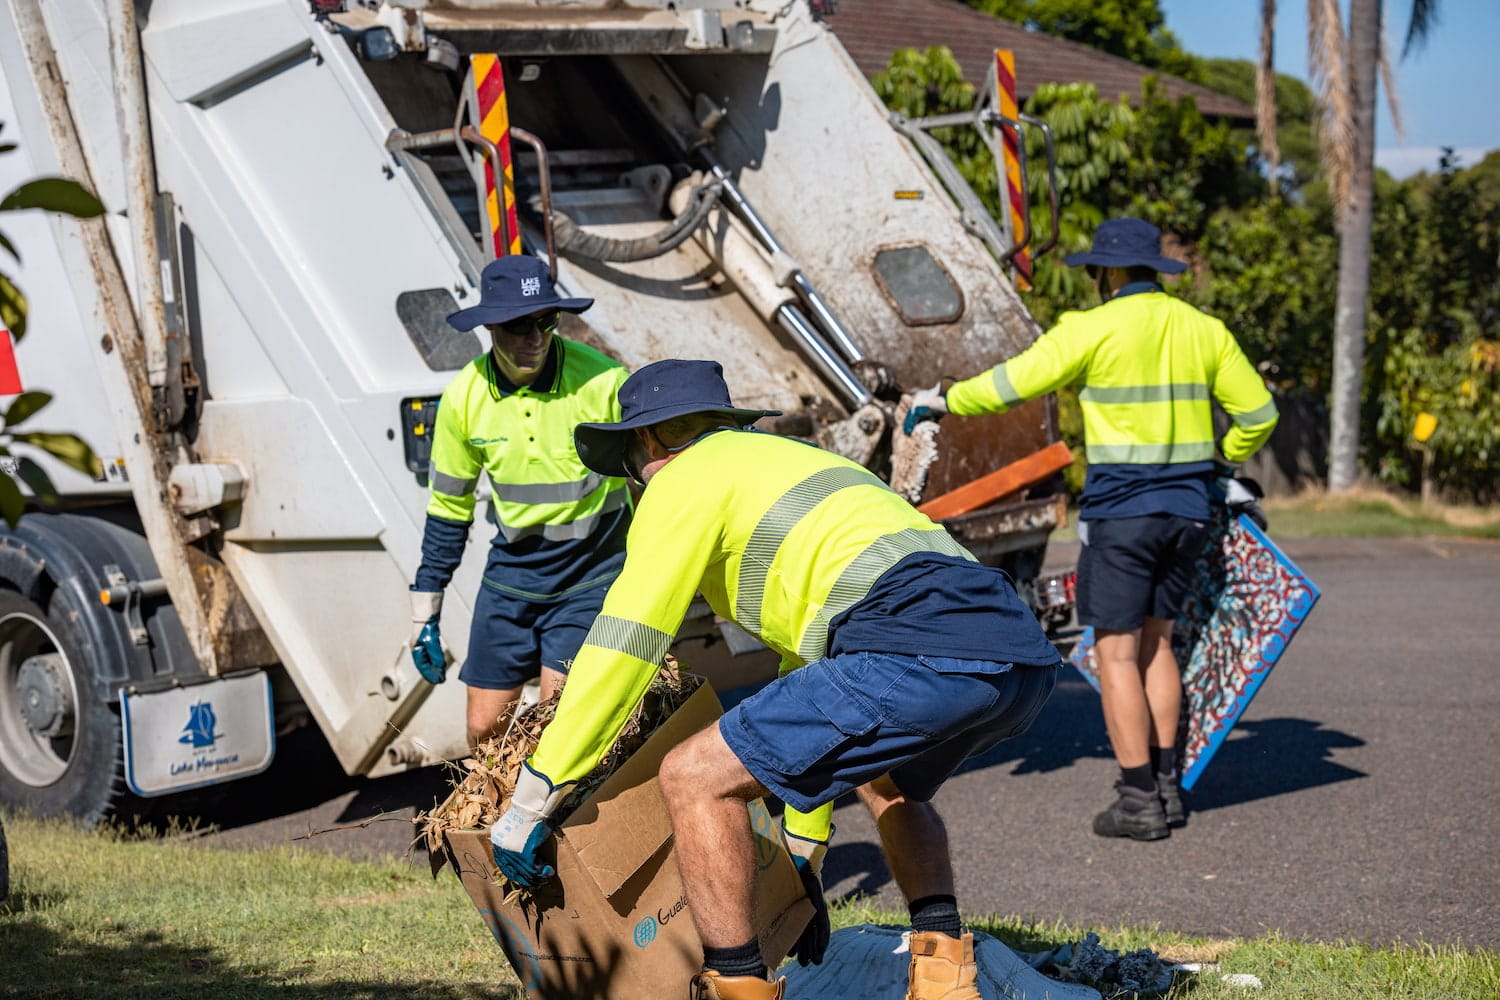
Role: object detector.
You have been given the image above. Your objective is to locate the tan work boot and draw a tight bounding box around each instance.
[906,930,981,1000]
[689,970,786,1000]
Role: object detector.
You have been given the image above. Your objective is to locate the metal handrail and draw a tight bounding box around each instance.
[896,108,1061,271]
[457,125,510,261]
[387,124,560,278]
[509,127,557,279]
[1019,112,1060,258]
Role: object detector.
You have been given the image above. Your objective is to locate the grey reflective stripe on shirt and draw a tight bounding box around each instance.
[1078,383,1210,404]
[991,365,1024,408]
[493,472,604,504]
[736,466,892,636]
[796,527,975,663]
[492,484,628,542]
[1084,441,1216,464]
[1232,398,1279,427]
[430,469,478,497]
[583,613,673,666]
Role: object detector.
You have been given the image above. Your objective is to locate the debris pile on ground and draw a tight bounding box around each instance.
[415,658,699,876]
[1028,932,1178,997]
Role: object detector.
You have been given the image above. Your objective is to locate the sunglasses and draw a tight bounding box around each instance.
[492,310,561,338]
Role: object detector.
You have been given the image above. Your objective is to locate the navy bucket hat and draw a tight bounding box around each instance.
[574,359,781,478]
[1063,217,1187,274]
[446,255,594,330]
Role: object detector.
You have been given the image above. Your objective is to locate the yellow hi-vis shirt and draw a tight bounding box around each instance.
[422,338,631,596]
[947,290,1277,516]
[528,429,976,842]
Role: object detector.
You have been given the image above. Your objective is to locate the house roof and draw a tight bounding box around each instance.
[822,0,1254,122]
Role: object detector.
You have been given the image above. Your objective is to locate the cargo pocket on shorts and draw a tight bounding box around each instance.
[881,656,1003,739]
[765,679,879,775]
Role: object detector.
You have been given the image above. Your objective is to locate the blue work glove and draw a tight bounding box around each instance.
[408,591,448,684]
[902,383,949,435]
[784,825,832,967]
[491,763,573,889]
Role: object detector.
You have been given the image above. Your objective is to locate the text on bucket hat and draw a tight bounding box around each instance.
[446,255,594,331]
[574,359,781,478]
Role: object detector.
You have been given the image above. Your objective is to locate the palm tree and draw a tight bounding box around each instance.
[1257,0,1280,190]
[1258,0,1439,492]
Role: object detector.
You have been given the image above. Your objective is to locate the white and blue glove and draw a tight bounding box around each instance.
[783,823,833,967]
[409,591,448,684]
[902,383,949,435]
[491,763,573,888]
[1214,469,1268,531]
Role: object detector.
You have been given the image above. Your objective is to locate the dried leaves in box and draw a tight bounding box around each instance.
[416,659,700,881]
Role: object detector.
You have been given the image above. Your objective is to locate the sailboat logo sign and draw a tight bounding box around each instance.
[170,700,240,776]
[179,701,219,748]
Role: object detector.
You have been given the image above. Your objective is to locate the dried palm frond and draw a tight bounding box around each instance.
[416,657,701,877]
[1309,0,1354,216]
[1377,26,1405,145]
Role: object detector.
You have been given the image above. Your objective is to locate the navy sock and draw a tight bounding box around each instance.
[1120,763,1156,798]
[702,940,766,980]
[909,894,962,938]
[1150,746,1177,776]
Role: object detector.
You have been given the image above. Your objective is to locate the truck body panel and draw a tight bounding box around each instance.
[0,0,1071,815]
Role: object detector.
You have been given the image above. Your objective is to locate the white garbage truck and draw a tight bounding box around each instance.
[0,0,1072,824]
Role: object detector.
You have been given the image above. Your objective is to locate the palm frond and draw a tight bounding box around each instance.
[1378,25,1405,145]
[1402,0,1440,58]
[1309,0,1354,216]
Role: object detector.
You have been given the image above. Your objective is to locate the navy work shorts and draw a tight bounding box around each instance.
[457,578,609,690]
[1075,514,1211,631]
[720,651,1058,813]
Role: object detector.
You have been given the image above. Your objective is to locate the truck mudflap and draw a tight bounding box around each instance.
[120,672,275,797]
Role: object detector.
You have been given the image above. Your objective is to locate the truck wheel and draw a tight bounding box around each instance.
[0,589,125,826]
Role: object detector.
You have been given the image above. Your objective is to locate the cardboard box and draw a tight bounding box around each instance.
[442,681,813,999]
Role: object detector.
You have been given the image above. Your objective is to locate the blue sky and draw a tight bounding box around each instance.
[1158,0,1499,178]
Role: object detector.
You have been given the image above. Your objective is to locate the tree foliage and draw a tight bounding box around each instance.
[968,0,1202,81]
[1364,151,1500,499]
[0,121,106,525]
[874,36,1497,502]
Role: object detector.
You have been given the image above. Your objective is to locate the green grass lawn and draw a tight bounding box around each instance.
[1261,489,1500,540]
[2,812,1495,999]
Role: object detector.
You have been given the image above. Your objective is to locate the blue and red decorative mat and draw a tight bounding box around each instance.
[1068,513,1321,791]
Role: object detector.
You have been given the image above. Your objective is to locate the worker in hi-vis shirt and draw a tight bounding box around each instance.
[408,254,631,749]
[488,360,1062,1000]
[906,217,1278,843]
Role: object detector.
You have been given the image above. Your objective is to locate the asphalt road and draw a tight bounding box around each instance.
[178,535,1500,951]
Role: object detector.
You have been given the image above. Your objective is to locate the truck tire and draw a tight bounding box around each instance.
[0,589,126,826]
[0,813,8,904]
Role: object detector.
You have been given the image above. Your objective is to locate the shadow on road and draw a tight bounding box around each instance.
[957,675,1115,777]
[1188,717,1366,809]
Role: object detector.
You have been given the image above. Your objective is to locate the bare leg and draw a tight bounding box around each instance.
[658,723,769,948]
[1138,617,1180,751]
[466,685,521,749]
[1094,628,1150,769]
[466,667,566,748]
[855,775,954,902]
[538,664,565,702]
